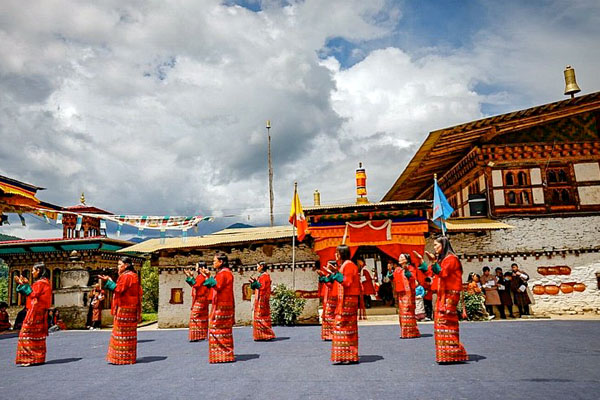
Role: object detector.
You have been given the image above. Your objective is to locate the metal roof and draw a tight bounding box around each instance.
[383,91,600,201]
[436,218,514,232]
[304,200,432,214]
[119,225,296,254]
[0,236,136,255]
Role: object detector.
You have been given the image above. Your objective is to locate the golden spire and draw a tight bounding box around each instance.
[80,192,86,205]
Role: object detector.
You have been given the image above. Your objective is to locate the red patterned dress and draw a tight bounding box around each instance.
[429,255,468,363]
[206,267,235,363]
[252,272,276,341]
[105,271,142,365]
[320,280,337,341]
[331,260,360,363]
[186,274,210,341]
[15,278,52,365]
[392,266,420,339]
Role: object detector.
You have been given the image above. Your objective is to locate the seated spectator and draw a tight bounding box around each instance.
[414,285,426,321]
[481,266,505,319]
[13,306,27,331]
[466,273,493,320]
[0,301,11,331]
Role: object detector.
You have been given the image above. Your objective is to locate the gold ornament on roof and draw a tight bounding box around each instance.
[80,192,86,205]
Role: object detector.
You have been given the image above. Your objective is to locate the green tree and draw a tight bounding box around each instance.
[270,284,306,326]
[0,259,8,303]
[141,260,158,313]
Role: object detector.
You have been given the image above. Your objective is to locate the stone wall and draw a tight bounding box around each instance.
[158,267,319,328]
[429,215,600,316]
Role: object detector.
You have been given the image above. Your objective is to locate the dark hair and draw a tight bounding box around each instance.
[467,272,475,282]
[504,271,513,277]
[425,277,432,284]
[0,301,8,309]
[495,267,503,272]
[215,252,229,268]
[511,263,519,268]
[355,255,365,262]
[119,256,136,272]
[482,266,490,273]
[327,260,337,267]
[434,236,456,263]
[336,245,351,262]
[400,253,413,266]
[257,261,267,270]
[33,262,49,279]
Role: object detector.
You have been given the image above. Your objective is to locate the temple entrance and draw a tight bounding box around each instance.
[353,246,398,315]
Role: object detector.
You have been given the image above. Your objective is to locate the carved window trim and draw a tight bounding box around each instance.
[169,288,184,304]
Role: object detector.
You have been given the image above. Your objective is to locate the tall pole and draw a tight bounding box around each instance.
[292,182,297,290]
[267,120,274,227]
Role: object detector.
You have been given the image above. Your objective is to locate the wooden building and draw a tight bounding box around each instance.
[383,91,600,316]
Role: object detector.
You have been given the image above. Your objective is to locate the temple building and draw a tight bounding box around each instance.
[383,90,600,316]
[0,187,143,328]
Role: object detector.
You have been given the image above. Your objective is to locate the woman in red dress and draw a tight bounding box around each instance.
[250,262,276,341]
[327,245,361,364]
[202,252,235,363]
[318,260,338,341]
[415,236,468,364]
[14,262,52,366]
[390,254,420,338]
[99,256,143,365]
[184,264,210,341]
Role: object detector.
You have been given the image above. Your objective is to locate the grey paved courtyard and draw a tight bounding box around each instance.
[1,320,599,399]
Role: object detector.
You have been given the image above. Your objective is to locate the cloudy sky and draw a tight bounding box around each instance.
[1,0,599,239]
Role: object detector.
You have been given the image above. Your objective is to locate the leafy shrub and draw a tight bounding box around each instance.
[141,260,158,313]
[270,284,306,326]
[460,292,488,321]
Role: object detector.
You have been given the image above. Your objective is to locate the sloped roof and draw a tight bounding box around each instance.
[119,225,295,254]
[383,91,600,201]
[434,218,513,232]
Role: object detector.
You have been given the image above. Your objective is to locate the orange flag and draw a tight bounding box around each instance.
[289,188,308,242]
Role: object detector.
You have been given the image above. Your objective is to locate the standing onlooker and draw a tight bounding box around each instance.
[414,284,426,321]
[481,266,505,319]
[510,263,532,316]
[378,261,394,306]
[356,257,375,309]
[422,276,434,321]
[90,284,105,330]
[497,269,515,318]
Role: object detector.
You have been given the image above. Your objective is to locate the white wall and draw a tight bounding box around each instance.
[158,268,319,328]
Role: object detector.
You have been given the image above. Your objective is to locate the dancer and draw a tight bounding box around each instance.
[202,252,235,363]
[249,262,276,341]
[326,245,361,364]
[184,264,210,341]
[14,262,52,366]
[389,254,420,338]
[99,256,142,365]
[415,236,468,364]
[318,260,338,341]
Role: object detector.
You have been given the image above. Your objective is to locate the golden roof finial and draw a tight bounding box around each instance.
[80,192,86,205]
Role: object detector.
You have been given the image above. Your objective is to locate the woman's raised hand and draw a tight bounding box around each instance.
[424,251,436,262]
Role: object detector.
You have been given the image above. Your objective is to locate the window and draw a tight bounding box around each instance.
[10,270,19,305]
[52,269,61,290]
[547,168,569,185]
[507,191,517,205]
[169,288,184,304]
[561,189,570,203]
[521,191,530,205]
[548,170,557,183]
[505,172,515,186]
[518,171,527,186]
[558,170,568,183]
[550,188,574,205]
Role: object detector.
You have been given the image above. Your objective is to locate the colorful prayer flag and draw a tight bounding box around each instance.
[433,179,454,221]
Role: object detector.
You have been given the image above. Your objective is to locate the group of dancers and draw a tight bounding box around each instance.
[12,235,468,366]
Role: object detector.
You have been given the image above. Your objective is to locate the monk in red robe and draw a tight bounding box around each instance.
[99,256,143,365]
[327,245,361,364]
[415,236,468,364]
[0,301,11,331]
[250,262,276,341]
[184,264,210,341]
[202,252,235,363]
[15,262,52,366]
[389,254,420,338]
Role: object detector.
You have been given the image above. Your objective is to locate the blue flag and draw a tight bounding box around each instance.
[433,179,454,221]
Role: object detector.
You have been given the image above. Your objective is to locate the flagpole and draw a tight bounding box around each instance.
[434,173,446,237]
[292,182,297,290]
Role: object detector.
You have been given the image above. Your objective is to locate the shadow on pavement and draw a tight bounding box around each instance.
[359,355,384,363]
[236,354,260,362]
[269,337,290,342]
[137,356,168,364]
[0,333,19,340]
[419,334,433,338]
[138,339,155,343]
[46,358,82,365]
[468,354,486,362]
